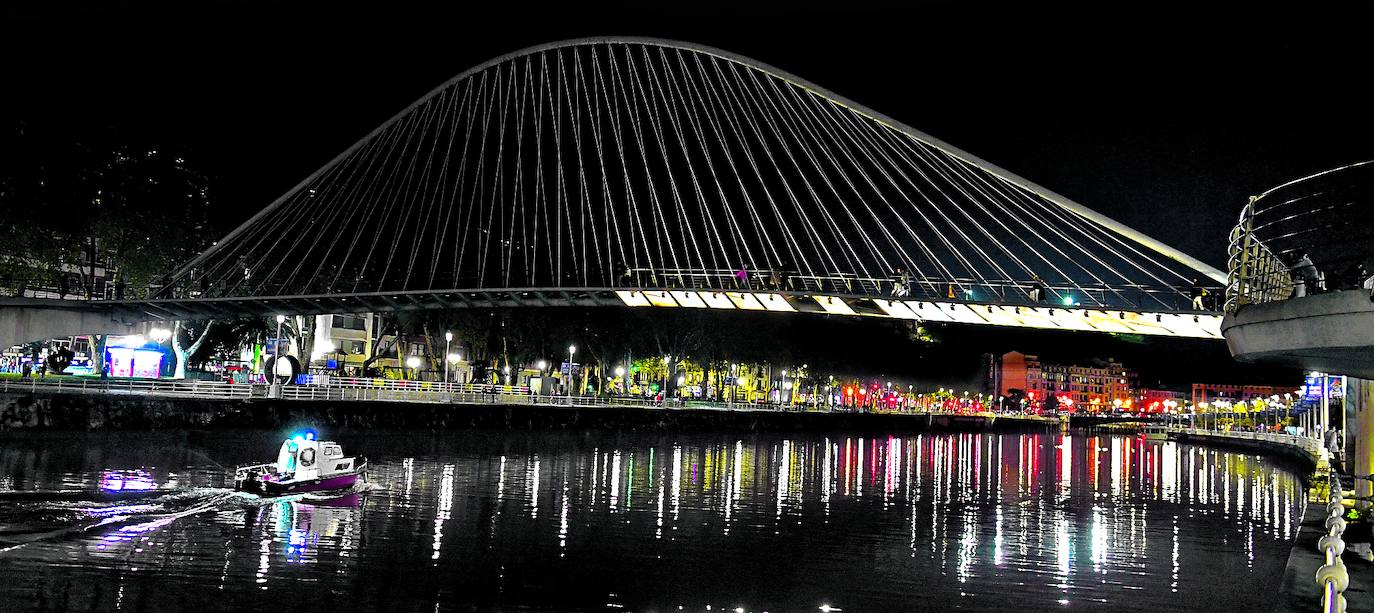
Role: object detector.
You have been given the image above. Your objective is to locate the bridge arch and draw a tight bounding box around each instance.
[61,37,1225,340]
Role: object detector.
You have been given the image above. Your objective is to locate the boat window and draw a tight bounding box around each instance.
[324,445,342,457]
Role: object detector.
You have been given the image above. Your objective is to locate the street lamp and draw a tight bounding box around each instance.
[274,315,287,383]
[149,327,171,344]
[663,355,671,401]
[444,331,453,383]
[568,345,577,401]
[503,364,511,385]
[406,355,421,380]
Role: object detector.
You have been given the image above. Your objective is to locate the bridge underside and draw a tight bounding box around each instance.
[98,287,1221,339]
[1223,289,1374,377]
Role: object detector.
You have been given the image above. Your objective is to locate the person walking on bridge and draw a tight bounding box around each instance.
[1292,253,1319,297]
[1028,274,1046,303]
[1190,278,1209,310]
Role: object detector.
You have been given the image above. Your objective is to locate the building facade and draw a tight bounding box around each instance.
[998,351,1138,411]
[1138,388,1188,413]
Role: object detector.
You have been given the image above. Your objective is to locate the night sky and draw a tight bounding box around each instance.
[6,1,1371,386]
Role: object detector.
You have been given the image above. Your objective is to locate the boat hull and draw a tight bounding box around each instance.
[239,470,364,496]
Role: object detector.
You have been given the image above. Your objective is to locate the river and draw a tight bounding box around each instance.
[0,428,1304,611]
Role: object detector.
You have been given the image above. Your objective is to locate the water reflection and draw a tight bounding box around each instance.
[0,431,1302,612]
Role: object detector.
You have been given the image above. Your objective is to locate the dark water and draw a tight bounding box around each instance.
[0,429,1304,612]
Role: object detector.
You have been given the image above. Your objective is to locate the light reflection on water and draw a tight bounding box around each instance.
[0,430,1302,611]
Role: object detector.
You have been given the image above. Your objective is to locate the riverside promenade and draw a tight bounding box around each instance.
[0,377,1062,432]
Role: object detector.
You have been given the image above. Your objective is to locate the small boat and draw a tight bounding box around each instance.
[1143,424,1170,442]
[234,432,366,495]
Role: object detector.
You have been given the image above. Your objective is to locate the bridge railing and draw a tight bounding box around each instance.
[622,268,1199,311]
[1226,206,1295,313]
[1226,160,1374,313]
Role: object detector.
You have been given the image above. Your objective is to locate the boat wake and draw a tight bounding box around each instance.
[0,482,377,554]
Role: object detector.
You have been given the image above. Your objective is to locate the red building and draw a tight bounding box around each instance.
[997,351,1137,412]
[1137,388,1188,413]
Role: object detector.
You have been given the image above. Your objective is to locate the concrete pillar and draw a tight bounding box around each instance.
[1352,377,1374,509]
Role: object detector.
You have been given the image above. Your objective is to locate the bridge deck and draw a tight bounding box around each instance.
[83,286,1221,339]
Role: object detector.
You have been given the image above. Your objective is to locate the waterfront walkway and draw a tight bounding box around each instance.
[0,377,1060,426]
[1165,425,1323,467]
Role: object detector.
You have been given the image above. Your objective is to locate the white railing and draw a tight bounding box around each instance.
[1165,426,1322,459]
[0,377,259,399]
[2,377,1070,420]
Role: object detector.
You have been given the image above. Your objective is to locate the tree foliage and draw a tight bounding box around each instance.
[0,121,214,298]
[375,307,941,382]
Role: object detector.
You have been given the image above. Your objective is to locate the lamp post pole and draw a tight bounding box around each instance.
[444,331,453,385]
[273,315,286,383]
[567,345,576,405]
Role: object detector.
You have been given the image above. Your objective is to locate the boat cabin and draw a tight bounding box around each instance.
[275,435,358,481]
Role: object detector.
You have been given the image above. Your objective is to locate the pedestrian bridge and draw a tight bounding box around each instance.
[4,38,1227,346]
[1222,161,1374,377]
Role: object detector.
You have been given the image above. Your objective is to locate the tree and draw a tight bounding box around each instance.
[197,318,269,369]
[361,315,401,376]
[170,320,214,379]
[0,121,214,299]
[1043,393,1061,414]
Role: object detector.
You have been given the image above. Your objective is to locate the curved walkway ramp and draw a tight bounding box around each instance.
[1222,161,1374,377]
[1223,289,1374,378]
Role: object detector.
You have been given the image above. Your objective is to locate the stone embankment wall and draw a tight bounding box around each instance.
[0,391,1053,433]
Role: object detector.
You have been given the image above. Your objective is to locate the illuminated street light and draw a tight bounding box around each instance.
[149,327,172,343]
[614,366,625,377]
[273,315,287,383]
[568,345,577,401]
[444,331,453,383]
